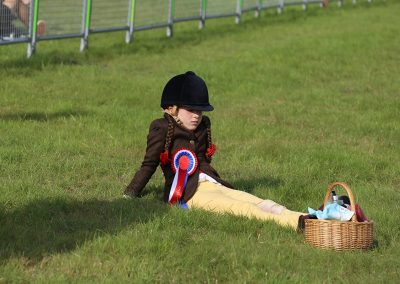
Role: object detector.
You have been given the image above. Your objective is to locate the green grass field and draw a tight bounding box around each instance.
[1,1,400,282]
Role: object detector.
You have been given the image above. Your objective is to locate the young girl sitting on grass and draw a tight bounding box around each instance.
[124,71,305,230]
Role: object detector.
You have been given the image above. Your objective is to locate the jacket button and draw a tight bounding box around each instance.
[189,140,195,145]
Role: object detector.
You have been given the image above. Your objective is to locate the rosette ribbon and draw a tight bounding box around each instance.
[169,148,198,205]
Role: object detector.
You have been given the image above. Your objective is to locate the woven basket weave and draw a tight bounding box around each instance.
[304,182,374,251]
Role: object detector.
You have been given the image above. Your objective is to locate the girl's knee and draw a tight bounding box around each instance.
[257,199,286,214]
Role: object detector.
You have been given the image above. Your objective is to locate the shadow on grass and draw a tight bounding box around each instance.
[231,176,283,194]
[0,197,168,263]
[0,109,90,122]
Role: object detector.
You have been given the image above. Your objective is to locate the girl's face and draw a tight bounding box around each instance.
[177,107,203,131]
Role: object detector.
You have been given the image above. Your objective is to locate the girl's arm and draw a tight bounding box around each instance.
[124,119,167,197]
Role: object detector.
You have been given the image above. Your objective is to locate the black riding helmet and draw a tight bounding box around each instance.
[160,71,214,111]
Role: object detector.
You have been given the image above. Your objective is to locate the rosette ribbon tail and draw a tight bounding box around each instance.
[168,156,189,204]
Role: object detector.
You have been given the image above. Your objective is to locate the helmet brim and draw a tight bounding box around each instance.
[182,104,214,112]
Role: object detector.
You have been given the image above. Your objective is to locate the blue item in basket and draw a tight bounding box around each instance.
[308,203,354,221]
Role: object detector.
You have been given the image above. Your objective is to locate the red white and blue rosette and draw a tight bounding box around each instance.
[168,148,198,205]
[171,148,198,175]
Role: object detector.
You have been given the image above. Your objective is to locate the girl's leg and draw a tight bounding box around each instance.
[210,184,287,214]
[187,181,303,230]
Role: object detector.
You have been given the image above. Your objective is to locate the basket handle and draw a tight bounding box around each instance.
[322,182,357,222]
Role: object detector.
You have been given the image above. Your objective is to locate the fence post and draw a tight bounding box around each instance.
[27,0,39,58]
[199,0,207,29]
[80,0,92,52]
[255,0,262,18]
[167,0,174,37]
[302,0,308,10]
[235,0,243,24]
[277,0,284,14]
[126,0,136,43]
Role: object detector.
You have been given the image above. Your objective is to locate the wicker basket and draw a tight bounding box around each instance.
[304,182,374,251]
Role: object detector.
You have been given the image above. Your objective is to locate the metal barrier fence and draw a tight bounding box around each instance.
[1,0,370,57]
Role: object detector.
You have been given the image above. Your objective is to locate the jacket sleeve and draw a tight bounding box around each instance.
[124,119,167,197]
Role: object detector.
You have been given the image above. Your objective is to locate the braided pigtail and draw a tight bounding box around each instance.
[159,114,175,165]
[204,117,216,160]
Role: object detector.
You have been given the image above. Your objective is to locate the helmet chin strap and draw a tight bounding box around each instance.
[173,115,191,131]
[164,106,194,131]
[163,105,178,116]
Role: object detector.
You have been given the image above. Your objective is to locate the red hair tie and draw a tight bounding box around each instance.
[159,150,169,165]
[206,144,216,158]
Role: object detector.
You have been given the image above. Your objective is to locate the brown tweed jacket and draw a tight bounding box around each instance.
[125,113,234,202]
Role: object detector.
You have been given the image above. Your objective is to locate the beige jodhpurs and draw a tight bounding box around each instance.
[187,181,303,230]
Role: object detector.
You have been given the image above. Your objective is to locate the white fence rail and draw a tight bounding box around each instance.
[1,0,368,57]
